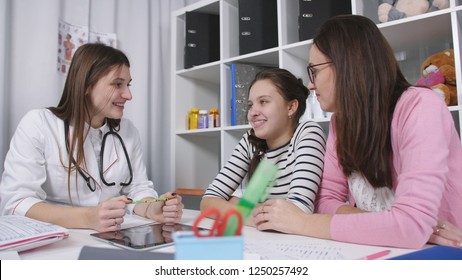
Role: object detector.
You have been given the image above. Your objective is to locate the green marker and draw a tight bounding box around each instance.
[129,197,173,204]
[223,159,277,236]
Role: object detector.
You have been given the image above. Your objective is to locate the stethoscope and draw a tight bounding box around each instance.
[64,122,133,192]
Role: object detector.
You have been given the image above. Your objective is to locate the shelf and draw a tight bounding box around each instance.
[176,128,220,136]
[222,124,250,131]
[170,0,462,190]
[380,12,452,52]
[176,63,220,83]
[223,48,280,66]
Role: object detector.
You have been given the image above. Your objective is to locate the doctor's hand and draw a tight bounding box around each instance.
[428,219,462,248]
[90,195,131,232]
[147,192,184,224]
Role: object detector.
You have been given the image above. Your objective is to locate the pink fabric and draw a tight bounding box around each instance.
[316,87,462,248]
[416,69,445,87]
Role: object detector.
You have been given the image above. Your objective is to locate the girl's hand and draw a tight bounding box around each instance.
[428,219,462,248]
[253,199,306,234]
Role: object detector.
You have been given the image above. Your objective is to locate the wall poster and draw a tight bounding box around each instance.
[57,19,117,75]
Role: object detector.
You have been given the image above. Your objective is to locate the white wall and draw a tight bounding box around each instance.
[0,0,201,194]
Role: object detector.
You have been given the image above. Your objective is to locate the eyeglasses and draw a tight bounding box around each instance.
[307,61,333,85]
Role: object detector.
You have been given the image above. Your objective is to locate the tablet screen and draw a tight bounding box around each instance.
[91,223,204,251]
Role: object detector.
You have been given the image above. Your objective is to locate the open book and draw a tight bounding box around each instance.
[0,215,69,252]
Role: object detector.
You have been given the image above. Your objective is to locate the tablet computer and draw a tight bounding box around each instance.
[90,223,205,251]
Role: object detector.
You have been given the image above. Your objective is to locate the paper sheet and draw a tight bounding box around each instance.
[245,240,345,260]
[0,215,68,252]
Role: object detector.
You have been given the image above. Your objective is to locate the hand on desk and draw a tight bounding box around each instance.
[91,193,184,232]
[144,192,184,224]
[428,219,462,248]
[253,199,306,234]
[91,195,132,232]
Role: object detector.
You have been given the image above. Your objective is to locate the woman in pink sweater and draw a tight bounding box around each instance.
[253,15,462,249]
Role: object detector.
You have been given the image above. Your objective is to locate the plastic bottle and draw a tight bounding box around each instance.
[188,108,199,130]
[223,159,277,236]
[300,97,312,121]
[208,108,220,128]
[198,109,208,129]
[309,90,324,119]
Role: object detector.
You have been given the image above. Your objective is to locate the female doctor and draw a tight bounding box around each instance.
[0,43,183,232]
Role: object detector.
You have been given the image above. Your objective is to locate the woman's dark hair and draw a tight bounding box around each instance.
[313,15,412,188]
[247,68,309,180]
[48,43,130,201]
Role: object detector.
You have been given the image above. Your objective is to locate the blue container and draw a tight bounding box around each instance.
[173,232,243,260]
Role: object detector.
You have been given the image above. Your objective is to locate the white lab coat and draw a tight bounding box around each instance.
[0,109,158,215]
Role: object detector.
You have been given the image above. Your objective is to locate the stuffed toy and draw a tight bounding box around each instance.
[416,49,457,106]
[378,0,449,23]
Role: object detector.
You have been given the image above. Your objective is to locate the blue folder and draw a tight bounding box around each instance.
[389,246,462,260]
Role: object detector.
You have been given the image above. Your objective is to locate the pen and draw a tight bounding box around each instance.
[357,249,391,260]
[129,196,176,204]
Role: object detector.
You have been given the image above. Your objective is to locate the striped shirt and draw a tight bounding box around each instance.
[204,121,326,213]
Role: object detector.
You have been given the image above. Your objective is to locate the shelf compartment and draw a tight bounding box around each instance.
[174,132,220,190]
[281,42,311,85]
[174,64,220,131]
[172,0,220,71]
[222,129,248,167]
[356,0,452,24]
[381,13,453,83]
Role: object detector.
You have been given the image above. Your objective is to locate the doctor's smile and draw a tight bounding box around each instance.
[0,43,184,232]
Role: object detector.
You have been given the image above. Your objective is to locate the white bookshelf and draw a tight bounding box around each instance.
[170,0,462,191]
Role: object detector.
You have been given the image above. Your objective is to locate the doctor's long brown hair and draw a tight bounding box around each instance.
[313,15,412,188]
[48,43,130,200]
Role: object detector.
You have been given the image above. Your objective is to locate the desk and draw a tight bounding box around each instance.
[18,209,416,260]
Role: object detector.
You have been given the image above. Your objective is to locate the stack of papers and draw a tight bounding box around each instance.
[0,215,69,252]
[245,240,345,260]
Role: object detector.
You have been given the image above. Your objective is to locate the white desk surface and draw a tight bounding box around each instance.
[17,209,416,260]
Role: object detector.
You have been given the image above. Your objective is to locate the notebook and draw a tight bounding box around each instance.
[389,246,462,260]
[0,215,68,252]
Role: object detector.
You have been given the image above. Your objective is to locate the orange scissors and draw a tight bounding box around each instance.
[193,208,243,237]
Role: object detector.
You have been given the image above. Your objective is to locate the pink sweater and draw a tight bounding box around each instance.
[316,87,462,248]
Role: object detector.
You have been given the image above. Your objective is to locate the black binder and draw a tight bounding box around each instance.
[298,0,351,42]
[238,0,278,55]
[184,11,220,69]
[230,63,269,126]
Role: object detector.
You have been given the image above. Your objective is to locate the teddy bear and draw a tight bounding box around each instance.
[378,0,449,23]
[416,49,457,106]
